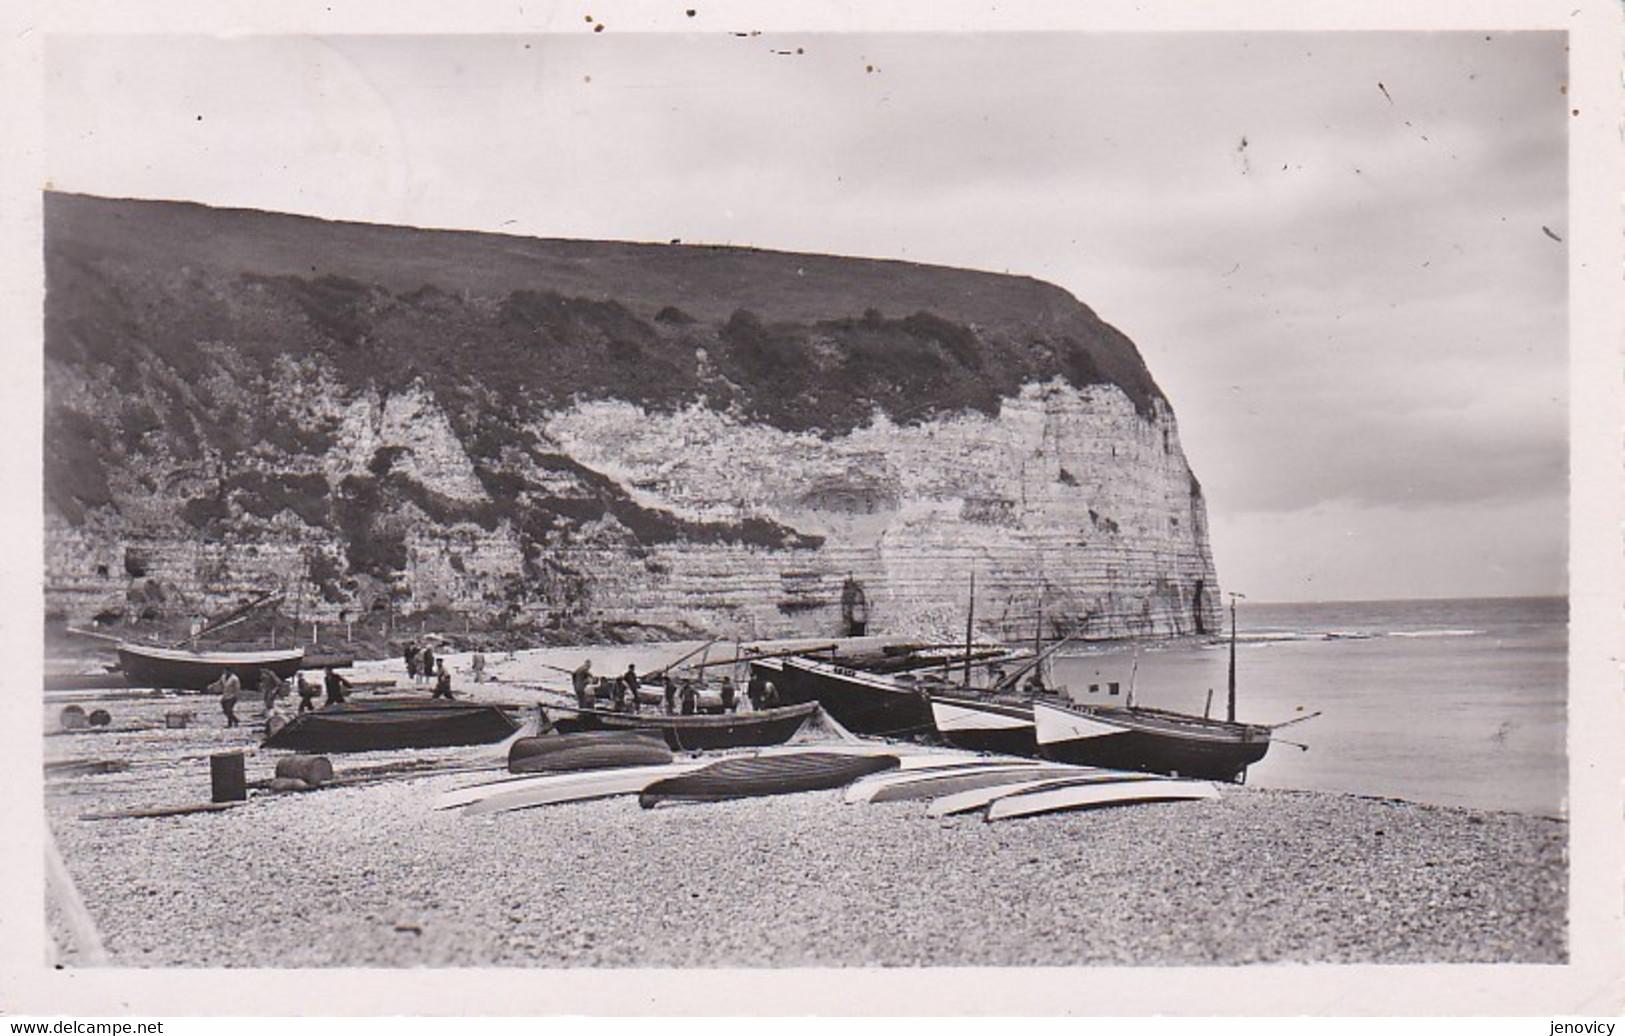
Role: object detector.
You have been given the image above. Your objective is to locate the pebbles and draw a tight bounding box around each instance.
[40,660,1566,967]
[45,759,1566,967]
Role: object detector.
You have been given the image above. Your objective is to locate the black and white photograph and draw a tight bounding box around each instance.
[5,0,1622,1021]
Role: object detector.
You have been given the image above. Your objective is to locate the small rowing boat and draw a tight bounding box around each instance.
[845,762,1085,805]
[638,751,900,808]
[459,762,710,816]
[984,777,1219,821]
[507,731,674,774]
[926,772,1167,818]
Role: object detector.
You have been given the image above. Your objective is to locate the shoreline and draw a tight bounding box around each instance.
[40,660,1567,969]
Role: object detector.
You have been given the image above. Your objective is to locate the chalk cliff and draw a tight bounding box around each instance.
[43,192,1220,643]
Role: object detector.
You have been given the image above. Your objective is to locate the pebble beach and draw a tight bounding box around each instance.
[40,644,1568,970]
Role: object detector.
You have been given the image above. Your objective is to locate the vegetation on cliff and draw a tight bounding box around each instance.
[43,191,1179,626]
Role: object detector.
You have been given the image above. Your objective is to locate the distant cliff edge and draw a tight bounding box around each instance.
[44,191,1220,644]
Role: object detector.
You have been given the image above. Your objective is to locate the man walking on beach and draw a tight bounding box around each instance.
[216,669,241,727]
[572,659,593,709]
[258,667,285,713]
[295,672,318,713]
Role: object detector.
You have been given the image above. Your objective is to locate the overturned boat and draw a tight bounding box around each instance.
[262,698,520,753]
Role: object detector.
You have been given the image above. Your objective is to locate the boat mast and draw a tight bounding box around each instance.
[963,570,976,688]
[1227,592,1245,722]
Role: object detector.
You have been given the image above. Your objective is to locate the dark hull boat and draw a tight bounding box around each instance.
[118,642,307,691]
[1031,698,1271,783]
[543,701,820,751]
[639,750,900,807]
[927,693,1039,757]
[507,731,674,773]
[262,698,520,753]
[758,657,936,738]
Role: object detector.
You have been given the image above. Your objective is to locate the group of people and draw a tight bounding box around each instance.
[403,641,457,699]
[212,664,352,729]
[568,660,782,717]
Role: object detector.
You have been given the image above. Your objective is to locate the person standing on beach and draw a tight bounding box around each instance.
[432,659,454,700]
[420,645,436,687]
[324,666,351,706]
[216,669,241,727]
[573,660,594,710]
[471,649,486,683]
[405,641,419,683]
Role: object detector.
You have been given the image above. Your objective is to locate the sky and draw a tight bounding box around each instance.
[42,28,1572,603]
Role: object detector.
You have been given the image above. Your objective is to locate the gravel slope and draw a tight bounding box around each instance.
[42,679,1566,968]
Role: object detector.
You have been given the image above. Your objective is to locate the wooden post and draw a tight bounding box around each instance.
[1204,688,1214,719]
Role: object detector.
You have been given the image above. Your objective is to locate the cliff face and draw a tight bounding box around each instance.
[43,192,1219,642]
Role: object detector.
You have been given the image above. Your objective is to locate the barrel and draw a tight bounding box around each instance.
[273,755,334,788]
[209,753,247,803]
[87,709,111,727]
[59,705,89,731]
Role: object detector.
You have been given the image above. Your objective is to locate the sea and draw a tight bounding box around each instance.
[1049,596,1567,818]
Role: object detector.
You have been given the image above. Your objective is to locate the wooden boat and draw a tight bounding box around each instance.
[760,657,937,739]
[638,751,901,808]
[461,762,709,816]
[975,593,1279,783]
[261,698,520,753]
[846,762,1088,805]
[508,731,674,773]
[1031,698,1271,783]
[926,772,1167,818]
[117,642,308,691]
[985,777,1219,821]
[542,701,820,751]
[927,693,1040,757]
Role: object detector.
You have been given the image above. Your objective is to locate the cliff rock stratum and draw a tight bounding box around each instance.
[44,192,1220,643]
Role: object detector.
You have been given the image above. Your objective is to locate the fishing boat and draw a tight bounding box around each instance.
[765,656,938,738]
[541,701,821,751]
[261,698,520,753]
[117,642,308,691]
[926,693,1039,757]
[1030,699,1271,782]
[638,751,901,808]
